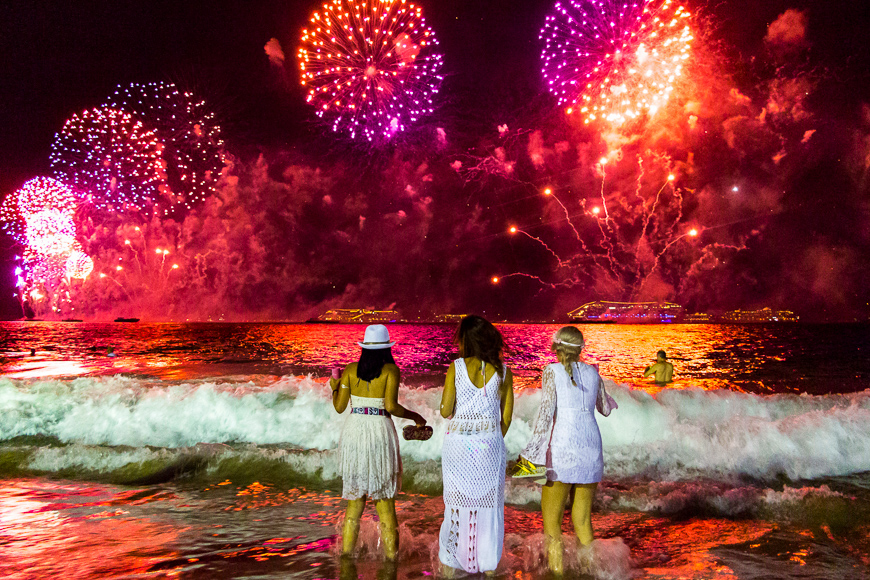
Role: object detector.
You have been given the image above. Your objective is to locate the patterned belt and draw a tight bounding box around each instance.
[351,407,390,416]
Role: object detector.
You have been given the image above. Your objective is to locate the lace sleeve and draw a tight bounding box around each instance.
[521,366,557,465]
[596,375,617,417]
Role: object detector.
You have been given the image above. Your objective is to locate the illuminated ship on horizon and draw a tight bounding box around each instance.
[569,301,684,323]
[569,302,799,323]
[314,308,402,323]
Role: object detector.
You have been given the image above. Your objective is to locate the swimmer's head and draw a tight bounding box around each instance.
[657,350,667,360]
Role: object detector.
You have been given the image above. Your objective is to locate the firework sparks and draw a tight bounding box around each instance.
[297,0,443,141]
[502,152,722,301]
[50,106,167,212]
[540,0,693,125]
[24,210,77,256]
[65,250,95,280]
[0,177,77,245]
[105,82,226,213]
[0,177,94,316]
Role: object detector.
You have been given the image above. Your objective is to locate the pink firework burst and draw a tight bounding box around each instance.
[105,82,226,214]
[50,107,168,212]
[0,177,77,245]
[541,0,693,125]
[297,0,443,142]
[24,210,77,256]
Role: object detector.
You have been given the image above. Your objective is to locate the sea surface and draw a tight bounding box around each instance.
[1,321,869,579]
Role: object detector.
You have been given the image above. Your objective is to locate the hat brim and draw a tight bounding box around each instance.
[358,341,396,349]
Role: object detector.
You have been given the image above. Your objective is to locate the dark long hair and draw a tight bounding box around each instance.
[455,315,505,378]
[357,347,396,382]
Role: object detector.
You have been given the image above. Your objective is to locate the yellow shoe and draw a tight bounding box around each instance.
[510,456,547,479]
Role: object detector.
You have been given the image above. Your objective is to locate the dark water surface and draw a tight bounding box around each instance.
[1,322,869,579]
[2,321,868,393]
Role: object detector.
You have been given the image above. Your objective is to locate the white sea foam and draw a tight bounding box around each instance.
[2,375,869,482]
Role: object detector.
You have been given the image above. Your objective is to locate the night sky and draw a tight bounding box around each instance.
[1,0,869,322]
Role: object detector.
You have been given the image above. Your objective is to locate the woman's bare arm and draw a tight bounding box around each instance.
[383,365,426,425]
[500,367,514,436]
[440,362,457,419]
[331,366,352,413]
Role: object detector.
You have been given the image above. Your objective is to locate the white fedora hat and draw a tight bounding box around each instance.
[358,324,396,349]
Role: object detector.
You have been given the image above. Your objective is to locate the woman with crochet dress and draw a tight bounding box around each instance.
[438,315,514,575]
[329,324,427,560]
[514,326,616,574]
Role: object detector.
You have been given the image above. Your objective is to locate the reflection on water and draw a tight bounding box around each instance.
[2,322,868,394]
[2,478,865,579]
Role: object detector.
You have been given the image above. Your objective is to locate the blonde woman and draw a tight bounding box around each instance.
[515,326,616,574]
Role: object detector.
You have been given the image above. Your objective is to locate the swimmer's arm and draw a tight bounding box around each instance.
[643,364,657,378]
[440,362,457,419]
[383,365,426,426]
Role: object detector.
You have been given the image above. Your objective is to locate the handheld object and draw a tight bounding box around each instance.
[402,425,433,441]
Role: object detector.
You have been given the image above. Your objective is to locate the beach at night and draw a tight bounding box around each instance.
[2,0,870,577]
[2,322,869,578]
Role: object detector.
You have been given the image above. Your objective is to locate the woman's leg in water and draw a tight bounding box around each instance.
[375,498,398,560]
[342,497,366,556]
[541,480,572,574]
[571,483,598,546]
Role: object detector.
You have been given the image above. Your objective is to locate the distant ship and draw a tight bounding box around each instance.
[721,308,799,323]
[312,308,402,323]
[569,301,683,324]
[114,317,140,323]
[62,318,83,322]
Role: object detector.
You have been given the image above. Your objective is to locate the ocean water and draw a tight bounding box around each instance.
[1,322,869,579]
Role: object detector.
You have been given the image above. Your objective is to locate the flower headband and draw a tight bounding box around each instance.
[552,332,584,348]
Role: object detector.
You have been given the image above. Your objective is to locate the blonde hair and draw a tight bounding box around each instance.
[551,326,584,383]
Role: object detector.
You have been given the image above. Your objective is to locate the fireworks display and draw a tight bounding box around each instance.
[2,2,867,322]
[49,107,167,212]
[540,0,693,125]
[0,178,94,315]
[65,250,95,280]
[0,177,77,245]
[24,210,77,256]
[500,153,718,300]
[297,0,444,141]
[105,82,226,213]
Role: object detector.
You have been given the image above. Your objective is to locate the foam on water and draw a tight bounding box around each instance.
[2,375,870,484]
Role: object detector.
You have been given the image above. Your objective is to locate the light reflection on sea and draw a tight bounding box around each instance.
[2,478,867,579]
[1,321,868,394]
[2,322,870,579]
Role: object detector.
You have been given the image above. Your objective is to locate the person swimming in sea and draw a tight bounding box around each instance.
[643,350,673,383]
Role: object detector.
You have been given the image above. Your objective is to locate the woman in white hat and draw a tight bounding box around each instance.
[329,324,427,560]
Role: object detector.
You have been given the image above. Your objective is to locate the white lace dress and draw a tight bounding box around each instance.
[439,358,506,573]
[521,362,605,484]
[339,395,402,500]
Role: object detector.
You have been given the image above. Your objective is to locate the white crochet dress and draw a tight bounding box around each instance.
[439,358,506,573]
[339,395,402,500]
[521,362,605,484]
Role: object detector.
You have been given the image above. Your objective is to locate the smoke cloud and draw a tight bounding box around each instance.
[264,38,285,66]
